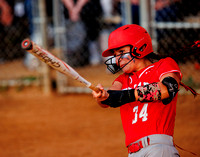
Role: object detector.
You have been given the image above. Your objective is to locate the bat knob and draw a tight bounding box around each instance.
[21,38,32,50]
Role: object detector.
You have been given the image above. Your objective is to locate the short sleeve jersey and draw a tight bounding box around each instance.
[114,57,182,147]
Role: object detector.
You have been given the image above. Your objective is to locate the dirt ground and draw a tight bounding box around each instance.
[0,88,199,157]
[0,60,200,157]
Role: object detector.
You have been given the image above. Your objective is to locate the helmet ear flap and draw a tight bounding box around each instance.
[130,43,148,58]
[139,44,147,52]
[130,46,141,58]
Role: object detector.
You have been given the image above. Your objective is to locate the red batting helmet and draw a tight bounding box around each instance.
[102,24,153,58]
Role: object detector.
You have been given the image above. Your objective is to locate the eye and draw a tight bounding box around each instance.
[118,50,124,56]
[114,50,123,57]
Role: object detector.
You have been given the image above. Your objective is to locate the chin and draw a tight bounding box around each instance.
[123,69,134,74]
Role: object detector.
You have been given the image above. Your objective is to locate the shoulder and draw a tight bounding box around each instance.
[156,57,177,65]
[114,73,130,83]
[155,57,182,80]
[154,57,180,70]
[111,73,131,87]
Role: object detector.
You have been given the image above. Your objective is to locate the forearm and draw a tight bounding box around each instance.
[0,0,13,26]
[101,77,179,107]
[62,0,74,11]
[101,89,135,108]
[97,100,110,108]
[101,83,161,107]
[75,0,88,12]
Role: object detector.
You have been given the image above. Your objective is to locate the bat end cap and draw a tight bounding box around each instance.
[21,38,32,50]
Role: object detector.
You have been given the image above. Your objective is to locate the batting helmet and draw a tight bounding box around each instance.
[102,24,153,58]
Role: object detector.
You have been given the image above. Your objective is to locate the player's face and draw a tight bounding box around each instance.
[114,46,138,73]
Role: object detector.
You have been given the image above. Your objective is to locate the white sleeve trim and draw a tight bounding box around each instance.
[159,70,182,81]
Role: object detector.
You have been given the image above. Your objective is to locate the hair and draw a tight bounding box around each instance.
[145,41,200,97]
[147,40,200,64]
[145,52,162,63]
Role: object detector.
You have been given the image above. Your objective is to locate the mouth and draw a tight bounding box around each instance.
[120,63,126,68]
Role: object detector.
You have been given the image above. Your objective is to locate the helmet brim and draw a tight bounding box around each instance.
[102,45,127,57]
[102,48,113,57]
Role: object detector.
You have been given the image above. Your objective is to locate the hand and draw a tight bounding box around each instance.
[68,9,80,22]
[92,84,109,108]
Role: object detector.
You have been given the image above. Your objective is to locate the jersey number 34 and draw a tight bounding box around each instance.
[132,103,148,124]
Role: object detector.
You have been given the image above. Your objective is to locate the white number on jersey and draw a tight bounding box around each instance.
[132,103,148,124]
[132,106,138,124]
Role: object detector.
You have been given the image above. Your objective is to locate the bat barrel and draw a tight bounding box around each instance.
[21,38,101,93]
[21,38,32,50]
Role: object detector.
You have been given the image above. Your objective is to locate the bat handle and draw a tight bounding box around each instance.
[89,84,101,93]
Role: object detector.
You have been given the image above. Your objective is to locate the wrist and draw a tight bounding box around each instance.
[101,89,136,108]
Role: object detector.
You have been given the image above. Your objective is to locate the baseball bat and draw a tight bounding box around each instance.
[21,38,100,92]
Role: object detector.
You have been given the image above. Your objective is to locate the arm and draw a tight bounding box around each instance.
[62,0,76,21]
[74,0,89,13]
[136,72,181,101]
[99,72,181,108]
[61,0,74,10]
[62,0,88,22]
[92,81,122,108]
[159,72,181,104]
[0,0,13,26]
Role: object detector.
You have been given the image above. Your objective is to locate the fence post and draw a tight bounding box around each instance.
[38,0,51,94]
[121,0,132,25]
[53,0,68,93]
[139,0,150,32]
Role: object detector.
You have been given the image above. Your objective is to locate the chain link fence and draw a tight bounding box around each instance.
[0,1,29,61]
[0,0,199,93]
[150,0,200,61]
[149,0,200,91]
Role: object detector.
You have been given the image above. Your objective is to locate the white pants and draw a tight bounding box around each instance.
[128,134,180,157]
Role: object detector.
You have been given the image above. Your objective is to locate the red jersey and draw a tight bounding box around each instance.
[113,57,182,146]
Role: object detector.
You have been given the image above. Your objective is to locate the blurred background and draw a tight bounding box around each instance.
[0,0,199,94]
[0,1,200,157]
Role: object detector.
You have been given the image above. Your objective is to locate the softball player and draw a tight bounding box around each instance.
[92,24,198,156]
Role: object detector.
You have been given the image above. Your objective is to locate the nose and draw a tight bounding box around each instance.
[115,55,122,66]
[115,53,128,66]
[121,53,130,59]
